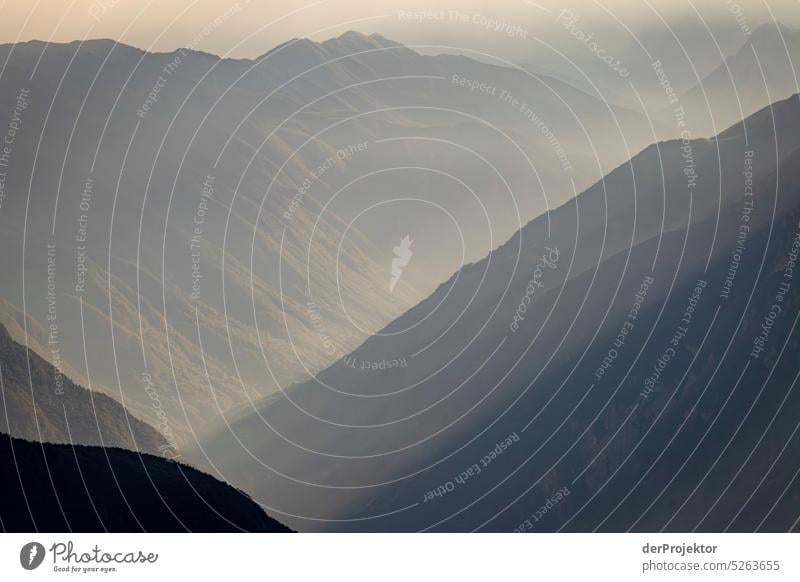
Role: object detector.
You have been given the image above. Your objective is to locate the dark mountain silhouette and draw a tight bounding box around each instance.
[0,433,292,532]
[0,323,168,455]
[199,94,800,531]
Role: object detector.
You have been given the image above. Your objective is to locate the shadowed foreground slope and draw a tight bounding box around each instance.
[0,434,291,532]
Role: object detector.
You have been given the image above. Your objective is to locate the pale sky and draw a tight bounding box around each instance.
[2,0,799,61]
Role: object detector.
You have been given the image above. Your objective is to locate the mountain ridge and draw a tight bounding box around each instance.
[0,322,169,456]
[197,88,800,532]
[0,433,292,532]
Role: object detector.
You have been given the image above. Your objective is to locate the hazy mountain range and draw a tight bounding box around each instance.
[1,27,796,451]
[197,93,800,531]
[1,27,799,532]
[528,22,800,134]
[0,30,668,449]
[673,23,800,136]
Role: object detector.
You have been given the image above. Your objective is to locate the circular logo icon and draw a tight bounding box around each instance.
[19,542,46,570]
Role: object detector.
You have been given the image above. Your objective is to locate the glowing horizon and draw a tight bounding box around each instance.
[2,0,799,62]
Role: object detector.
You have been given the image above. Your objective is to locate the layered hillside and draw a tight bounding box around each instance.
[0,323,168,455]
[199,94,800,531]
[0,32,655,446]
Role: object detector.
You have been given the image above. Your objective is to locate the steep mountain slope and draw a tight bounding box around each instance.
[0,434,291,532]
[0,323,168,456]
[0,32,655,447]
[197,94,800,531]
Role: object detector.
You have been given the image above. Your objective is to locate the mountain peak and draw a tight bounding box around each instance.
[337,30,373,43]
[745,21,800,48]
[320,30,414,56]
